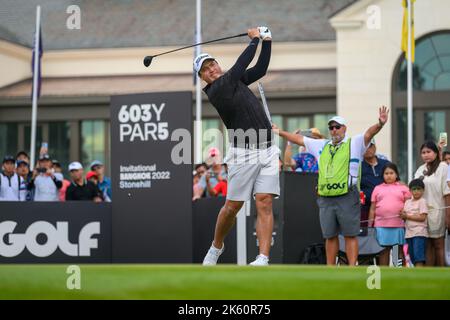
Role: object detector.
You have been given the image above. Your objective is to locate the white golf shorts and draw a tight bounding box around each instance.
[224,144,280,201]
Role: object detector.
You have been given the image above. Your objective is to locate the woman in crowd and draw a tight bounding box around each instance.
[414,141,450,266]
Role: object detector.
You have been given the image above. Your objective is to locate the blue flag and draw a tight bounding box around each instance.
[31,26,43,99]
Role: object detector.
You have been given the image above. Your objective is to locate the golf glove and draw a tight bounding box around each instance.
[258,26,272,40]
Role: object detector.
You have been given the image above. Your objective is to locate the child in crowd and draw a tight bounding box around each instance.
[369,163,411,265]
[401,179,428,267]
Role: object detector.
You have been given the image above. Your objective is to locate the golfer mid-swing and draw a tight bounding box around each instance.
[196,27,279,266]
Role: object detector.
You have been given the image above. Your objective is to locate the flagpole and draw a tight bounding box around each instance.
[195,0,202,164]
[407,0,413,182]
[30,5,41,170]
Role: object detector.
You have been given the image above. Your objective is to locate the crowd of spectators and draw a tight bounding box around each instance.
[0,150,111,202]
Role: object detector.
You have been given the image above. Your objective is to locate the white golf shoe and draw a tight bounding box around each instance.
[249,254,269,266]
[202,243,224,266]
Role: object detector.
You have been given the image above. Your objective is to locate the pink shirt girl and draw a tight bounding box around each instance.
[371,182,411,227]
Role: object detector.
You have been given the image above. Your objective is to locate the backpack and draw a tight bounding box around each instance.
[299,243,326,264]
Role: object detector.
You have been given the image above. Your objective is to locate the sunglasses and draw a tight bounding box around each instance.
[328,125,342,131]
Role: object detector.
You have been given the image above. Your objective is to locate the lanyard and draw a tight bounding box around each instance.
[329,144,341,158]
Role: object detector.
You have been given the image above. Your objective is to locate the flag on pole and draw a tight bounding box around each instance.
[31,26,43,98]
[401,0,415,62]
[30,5,42,170]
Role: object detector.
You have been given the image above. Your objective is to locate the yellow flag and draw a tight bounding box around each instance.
[401,0,415,62]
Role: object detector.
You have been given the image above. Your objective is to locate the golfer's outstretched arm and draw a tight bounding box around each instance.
[229,29,260,82]
[242,39,271,85]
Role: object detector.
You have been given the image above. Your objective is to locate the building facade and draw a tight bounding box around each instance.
[1,0,449,179]
[331,0,450,179]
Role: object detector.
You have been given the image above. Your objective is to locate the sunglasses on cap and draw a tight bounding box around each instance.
[328,125,342,131]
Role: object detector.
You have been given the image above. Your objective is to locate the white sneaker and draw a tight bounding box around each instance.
[202,243,224,266]
[249,254,269,266]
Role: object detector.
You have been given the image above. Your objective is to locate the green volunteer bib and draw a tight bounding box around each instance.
[318,139,351,197]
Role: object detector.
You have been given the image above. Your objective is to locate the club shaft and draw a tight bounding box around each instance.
[258,82,272,124]
[153,33,247,58]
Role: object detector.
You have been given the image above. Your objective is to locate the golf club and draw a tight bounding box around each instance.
[143,33,247,67]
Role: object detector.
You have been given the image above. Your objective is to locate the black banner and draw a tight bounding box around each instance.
[192,197,237,263]
[0,202,111,263]
[110,91,193,262]
[246,172,323,264]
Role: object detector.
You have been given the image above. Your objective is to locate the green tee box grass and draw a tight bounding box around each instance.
[0,265,449,300]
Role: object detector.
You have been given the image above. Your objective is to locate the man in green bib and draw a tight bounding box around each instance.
[273,106,389,265]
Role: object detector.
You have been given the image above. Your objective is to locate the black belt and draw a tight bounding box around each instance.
[232,141,272,149]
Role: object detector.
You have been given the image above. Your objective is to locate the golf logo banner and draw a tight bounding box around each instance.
[0,221,99,258]
[0,202,111,263]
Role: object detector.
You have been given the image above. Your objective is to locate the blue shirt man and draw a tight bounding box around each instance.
[90,160,112,201]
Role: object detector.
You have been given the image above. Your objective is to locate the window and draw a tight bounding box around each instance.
[0,123,18,157]
[313,113,335,139]
[202,118,222,156]
[24,124,43,162]
[286,116,309,134]
[396,109,417,182]
[424,111,446,142]
[48,122,71,172]
[397,32,450,91]
[81,120,106,170]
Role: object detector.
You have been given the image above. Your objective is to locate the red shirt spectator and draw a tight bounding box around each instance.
[213,180,227,197]
[59,179,71,201]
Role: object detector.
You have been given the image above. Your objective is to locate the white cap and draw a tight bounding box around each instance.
[193,53,216,74]
[327,116,347,126]
[68,161,83,171]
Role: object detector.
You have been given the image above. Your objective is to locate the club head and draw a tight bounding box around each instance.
[143,56,153,67]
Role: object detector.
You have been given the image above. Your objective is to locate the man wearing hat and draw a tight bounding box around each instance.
[196,27,279,266]
[16,158,33,201]
[28,154,63,202]
[90,160,111,202]
[0,155,27,201]
[66,162,103,202]
[274,106,389,265]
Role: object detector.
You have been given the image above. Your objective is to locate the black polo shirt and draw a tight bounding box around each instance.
[203,38,272,145]
[66,180,102,201]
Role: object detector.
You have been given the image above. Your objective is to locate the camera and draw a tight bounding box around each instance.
[37,167,47,173]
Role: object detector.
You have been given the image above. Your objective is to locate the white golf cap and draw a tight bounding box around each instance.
[68,161,83,171]
[193,53,216,74]
[327,116,347,126]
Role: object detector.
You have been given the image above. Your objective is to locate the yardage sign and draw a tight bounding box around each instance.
[110,91,193,262]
